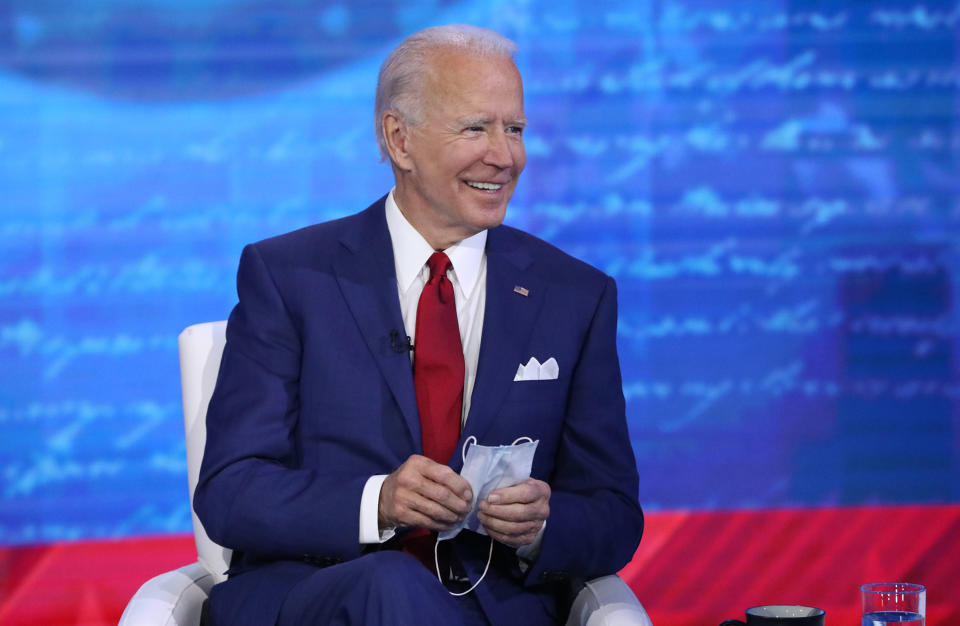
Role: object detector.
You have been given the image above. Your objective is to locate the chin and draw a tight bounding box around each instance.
[470,208,507,232]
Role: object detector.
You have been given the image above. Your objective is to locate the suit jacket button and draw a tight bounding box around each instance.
[541,570,568,583]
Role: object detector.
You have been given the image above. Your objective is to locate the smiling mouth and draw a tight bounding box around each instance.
[465,181,504,192]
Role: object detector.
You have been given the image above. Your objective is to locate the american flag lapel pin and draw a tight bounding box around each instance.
[513,285,530,297]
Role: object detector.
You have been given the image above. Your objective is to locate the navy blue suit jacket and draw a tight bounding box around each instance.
[194,196,643,625]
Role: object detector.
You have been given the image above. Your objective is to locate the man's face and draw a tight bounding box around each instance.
[391,48,526,249]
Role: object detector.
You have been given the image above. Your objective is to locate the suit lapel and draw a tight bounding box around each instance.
[333,200,422,452]
[457,227,546,468]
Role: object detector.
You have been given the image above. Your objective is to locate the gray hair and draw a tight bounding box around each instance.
[374,24,518,160]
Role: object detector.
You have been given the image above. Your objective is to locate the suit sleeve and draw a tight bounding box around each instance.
[524,275,644,584]
[193,243,368,562]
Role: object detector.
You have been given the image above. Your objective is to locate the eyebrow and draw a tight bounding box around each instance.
[457,116,528,127]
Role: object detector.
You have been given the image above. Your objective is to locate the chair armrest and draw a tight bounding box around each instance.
[565,575,653,626]
[119,561,214,626]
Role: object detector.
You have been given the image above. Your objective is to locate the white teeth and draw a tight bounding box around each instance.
[466,181,502,191]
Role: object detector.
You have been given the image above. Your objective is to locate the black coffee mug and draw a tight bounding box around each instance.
[720,605,825,625]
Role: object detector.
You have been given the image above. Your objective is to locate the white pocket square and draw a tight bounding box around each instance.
[513,357,559,381]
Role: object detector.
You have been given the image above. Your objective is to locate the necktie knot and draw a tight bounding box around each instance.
[426,251,452,281]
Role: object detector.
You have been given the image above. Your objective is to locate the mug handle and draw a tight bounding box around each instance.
[719,621,747,626]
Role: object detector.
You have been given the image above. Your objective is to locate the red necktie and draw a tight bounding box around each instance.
[401,252,463,574]
[414,252,464,464]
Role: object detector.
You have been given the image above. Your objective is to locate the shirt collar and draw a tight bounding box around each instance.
[385,189,486,299]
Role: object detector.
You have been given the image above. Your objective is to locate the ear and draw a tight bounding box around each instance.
[382,111,414,171]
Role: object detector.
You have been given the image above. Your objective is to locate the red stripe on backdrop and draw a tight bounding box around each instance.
[622,504,960,625]
[0,505,958,625]
[0,535,196,625]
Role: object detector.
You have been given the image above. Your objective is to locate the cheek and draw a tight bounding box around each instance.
[455,143,493,170]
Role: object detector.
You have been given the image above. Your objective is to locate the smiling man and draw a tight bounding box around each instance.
[381,43,526,250]
[195,25,643,626]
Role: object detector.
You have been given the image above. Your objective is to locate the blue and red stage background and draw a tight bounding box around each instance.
[1,1,958,623]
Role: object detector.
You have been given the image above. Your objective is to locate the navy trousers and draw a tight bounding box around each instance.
[274,551,491,626]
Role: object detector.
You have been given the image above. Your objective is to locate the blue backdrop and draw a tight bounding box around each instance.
[1,1,958,545]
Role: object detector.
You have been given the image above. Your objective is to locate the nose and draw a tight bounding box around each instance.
[483,128,516,169]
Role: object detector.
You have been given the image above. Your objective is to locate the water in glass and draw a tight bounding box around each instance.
[861,611,924,626]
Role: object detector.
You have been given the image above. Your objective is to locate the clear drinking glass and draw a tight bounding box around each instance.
[861,583,926,626]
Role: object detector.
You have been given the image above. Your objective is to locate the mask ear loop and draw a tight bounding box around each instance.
[435,534,493,597]
[433,435,484,593]
[434,435,534,596]
[461,435,477,464]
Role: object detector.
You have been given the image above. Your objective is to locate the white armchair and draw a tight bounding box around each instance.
[120,321,651,626]
[121,321,230,626]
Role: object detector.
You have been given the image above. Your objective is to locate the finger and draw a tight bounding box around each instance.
[486,529,541,549]
[420,461,473,502]
[479,499,549,524]
[478,513,544,548]
[394,457,471,515]
[393,476,471,521]
[415,475,472,517]
[403,493,463,529]
[385,484,464,529]
[394,506,456,532]
[486,478,549,506]
[478,511,544,536]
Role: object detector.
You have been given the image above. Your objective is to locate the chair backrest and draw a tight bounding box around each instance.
[179,321,233,584]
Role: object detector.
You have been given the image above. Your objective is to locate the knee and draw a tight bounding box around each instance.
[354,551,459,620]
[357,551,438,596]
[278,552,461,626]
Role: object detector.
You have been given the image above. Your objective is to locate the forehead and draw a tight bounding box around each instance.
[420,47,524,118]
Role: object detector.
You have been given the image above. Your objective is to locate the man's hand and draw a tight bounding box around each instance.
[378,455,473,531]
[477,478,550,548]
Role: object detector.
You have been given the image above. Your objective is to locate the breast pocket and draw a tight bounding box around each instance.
[503,376,567,414]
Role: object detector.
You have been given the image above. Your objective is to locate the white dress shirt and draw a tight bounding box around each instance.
[358,191,545,561]
[358,189,487,543]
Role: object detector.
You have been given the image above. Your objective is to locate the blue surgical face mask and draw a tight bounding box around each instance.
[438,436,539,541]
[435,436,539,596]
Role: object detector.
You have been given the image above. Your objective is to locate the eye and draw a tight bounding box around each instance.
[507,125,525,136]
